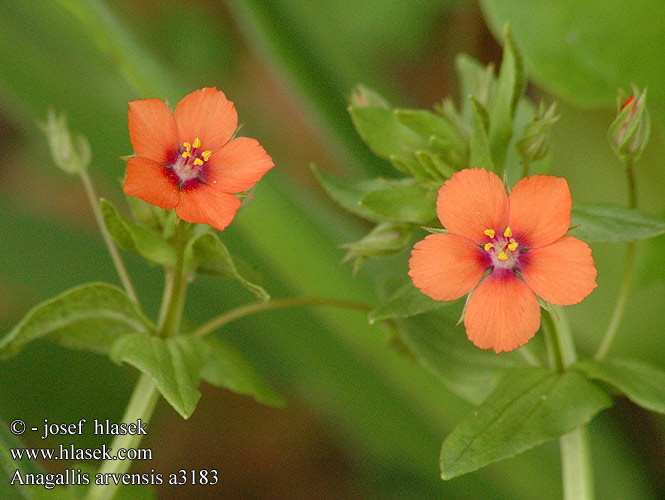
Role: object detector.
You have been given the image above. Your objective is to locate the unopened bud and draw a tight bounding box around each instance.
[40,109,91,175]
[608,87,650,165]
[349,84,389,109]
[516,101,559,162]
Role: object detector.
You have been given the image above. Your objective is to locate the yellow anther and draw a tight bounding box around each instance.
[504,226,512,238]
[183,142,191,152]
[498,251,508,261]
[484,229,495,238]
[192,137,201,148]
[182,151,191,159]
[484,243,494,252]
[508,240,518,252]
[201,150,212,161]
[193,158,204,166]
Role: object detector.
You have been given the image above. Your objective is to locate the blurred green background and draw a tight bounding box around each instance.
[1,0,664,498]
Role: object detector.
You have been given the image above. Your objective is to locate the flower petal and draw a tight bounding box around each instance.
[521,235,597,305]
[124,157,179,210]
[464,273,541,353]
[174,87,237,153]
[508,175,571,248]
[128,98,179,164]
[175,184,242,231]
[408,233,487,301]
[437,168,509,244]
[206,137,274,193]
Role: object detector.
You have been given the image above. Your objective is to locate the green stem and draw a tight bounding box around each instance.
[79,169,138,304]
[545,308,595,500]
[158,221,189,336]
[594,164,638,360]
[192,297,371,338]
[84,373,160,500]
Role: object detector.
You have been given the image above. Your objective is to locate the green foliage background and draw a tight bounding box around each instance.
[0,0,664,498]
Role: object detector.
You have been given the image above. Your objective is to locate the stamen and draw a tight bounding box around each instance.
[498,251,508,261]
[508,239,518,252]
[201,150,212,161]
[183,142,192,152]
[504,227,512,238]
[182,151,191,158]
[193,158,204,166]
[192,137,201,148]
[484,243,494,252]
[484,229,495,238]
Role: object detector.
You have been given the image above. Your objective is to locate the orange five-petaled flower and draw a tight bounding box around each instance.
[409,168,597,353]
[124,87,274,231]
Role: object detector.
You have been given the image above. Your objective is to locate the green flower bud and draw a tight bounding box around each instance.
[608,87,650,165]
[516,101,559,162]
[40,109,91,175]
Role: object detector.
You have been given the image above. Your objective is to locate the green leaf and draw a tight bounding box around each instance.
[440,367,612,479]
[1,417,44,500]
[468,96,494,171]
[311,164,388,222]
[359,182,437,224]
[456,53,495,121]
[488,24,525,170]
[201,336,285,407]
[184,230,270,302]
[397,311,526,404]
[100,199,176,267]
[110,333,209,419]
[574,358,665,414]
[368,282,448,324]
[0,283,153,358]
[341,222,416,260]
[571,205,665,242]
[480,0,665,122]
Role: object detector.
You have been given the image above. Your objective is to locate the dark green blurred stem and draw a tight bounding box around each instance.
[192,297,372,338]
[545,308,595,500]
[158,220,189,337]
[595,164,637,360]
[79,169,138,304]
[84,373,159,500]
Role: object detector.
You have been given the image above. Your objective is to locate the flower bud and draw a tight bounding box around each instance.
[516,101,559,162]
[40,109,91,175]
[349,84,389,109]
[608,87,650,165]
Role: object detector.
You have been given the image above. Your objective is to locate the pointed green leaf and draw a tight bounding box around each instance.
[341,222,416,259]
[1,417,44,500]
[359,182,437,224]
[184,230,269,302]
[110,333,209,419]
[0,283,153,359]
[440,367,612,479]
[369,282,448,324]
[488,24,525,170]
[574,358,665,414]
[468,96,494,170]
[571,205,665,242]
[201,336,285,407]
[100,199,176,267]
[311,164,388,222]
[349,84,390,109]
[456,54,495,121]
[398,312,526,404]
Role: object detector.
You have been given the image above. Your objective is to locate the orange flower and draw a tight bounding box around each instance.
[124,87,274,231]
[409,168,597,353]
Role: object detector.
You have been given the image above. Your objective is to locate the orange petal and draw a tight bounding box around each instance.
[437,168,509,244]
[128,98,179,164]
[124,157,179,210]
[206,137,274,193]
[408,233,487,301]
[521,235,597,305]
[174,87,237,153]
[176,184,242,231]
[464,273,541,353]
[508,175,571,248]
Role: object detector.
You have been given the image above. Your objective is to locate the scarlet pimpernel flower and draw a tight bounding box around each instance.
[409,168,597,353]
[124,87,274,231]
